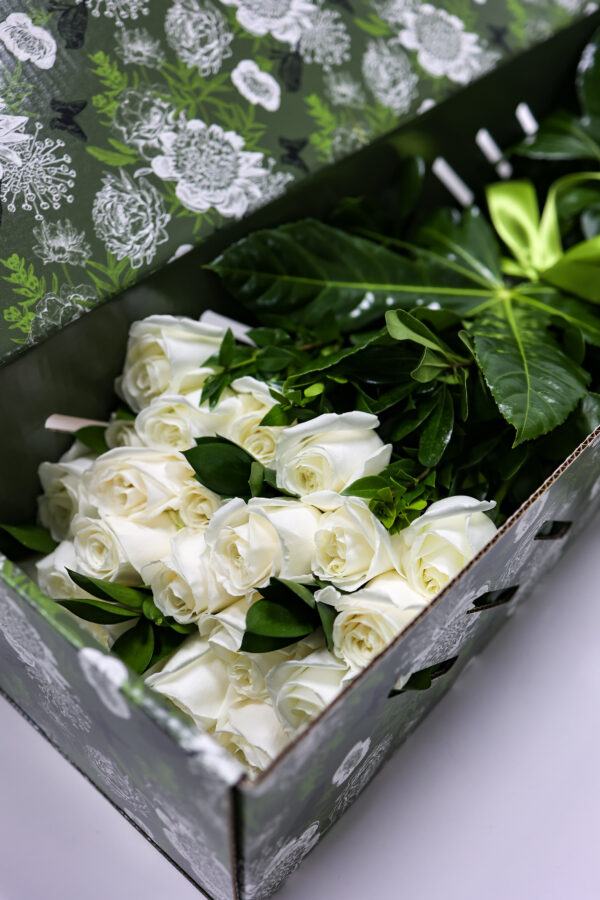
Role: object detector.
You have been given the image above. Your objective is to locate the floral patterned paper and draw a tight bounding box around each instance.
[0,0,587,363]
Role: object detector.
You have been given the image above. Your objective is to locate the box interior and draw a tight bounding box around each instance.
[0,8,598,773]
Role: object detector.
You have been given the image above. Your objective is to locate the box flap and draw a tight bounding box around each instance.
[0,0,589,365]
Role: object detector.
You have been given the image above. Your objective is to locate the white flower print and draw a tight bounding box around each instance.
[32,219,91,266]
[397,5,500,85]
[297,8,351,69]
[0,590,58,675]
[0,114,30,179]
[168,243,194,262]
[0,589,91,733]
[115,26,166,67]
[112,88,177,158]
[329,734,392,822]
[372,0,415,27]
[151,118,267,217]
[218,0,318,46]
[0,13,56,69]
[156,804,232,898]
[165,0,233,76]
[39,674,93,733]
[361,38,418,115]
[84,0,150,26]
[27,284,96,346]
[84,746,151,815]
[231,60,281,111]
[0,122,76,220]
[332,738,371,786]
[329,123,371,161]
[79,646,131,719]
[92,169,170,268]
[324,71,366,108]
[245,823,321,900]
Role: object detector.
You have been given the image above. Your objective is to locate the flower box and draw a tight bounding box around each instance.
[1,7,600,900]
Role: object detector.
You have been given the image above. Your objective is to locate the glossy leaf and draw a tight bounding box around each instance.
[75,425,109,455]
[0,524,58,554]
[514,110,600,162]
[472,306,589,444]
[418,387,454,466]
[317,601,337,652]
[207,219,494,332]
[56,597,138,624]
[112,619,155,675]
[244,596,316,640]
[66,569,147,609]
[184,436,255,498]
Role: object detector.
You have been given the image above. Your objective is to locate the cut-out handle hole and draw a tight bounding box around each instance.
[389,656,458,697]
[466,585,519,615]
[534,520,572,541]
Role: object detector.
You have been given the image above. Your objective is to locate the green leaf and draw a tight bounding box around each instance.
[86,145,137,166]
[418,387,454,466]
[183,436,255,498]
[240,632,299,653]
[542,235,600,304]
[112,619,155,675]
[471,304,589,444]
[65,569,148,609]
[0,524,58,554]
[342,475,389,499]
[75,425,109,455]
[260,577,317,609]
[386,309,463,360]
[245,596,316,639]
[56,597,138,624]
[410,348,451,383]
[142,596,165,624]
[418,206,503,286]
[249,460,265,497]
[207,219,491,333]
[514,110,600,162]
[316,601,337,652]
[577,35,600,121]
[260,404,291,426]
[218,328,236,368]
[514,286,600,347]
[390,391,438,441]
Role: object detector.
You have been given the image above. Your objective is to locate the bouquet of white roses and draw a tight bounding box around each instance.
[25,312,497,776]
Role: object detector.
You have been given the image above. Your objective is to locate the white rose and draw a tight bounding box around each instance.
[214,688,290,775]
[115,315,225,411]
[36,541,133,650]
[143,528,237,623]
[227,634,324,705]
[37,540,95,599]
[310,491,402,590]
[105,415,146,449]
[317,572,429,671]
[200,596,249,659]
[274,411,391,496]
[399,495,498,598]
[84,447,192,525]
[72,514,171,582]
[205,497,321,596]
[178,479,221,530]
[38,455,95,541]
[145,634,230,730]
[266,648,350,734]
[217,376,282,464]
[134,394,229,452]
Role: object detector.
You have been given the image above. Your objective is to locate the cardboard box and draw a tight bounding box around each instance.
[1,7,599,899]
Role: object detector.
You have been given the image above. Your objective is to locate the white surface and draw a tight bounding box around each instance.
[2,515,600,900]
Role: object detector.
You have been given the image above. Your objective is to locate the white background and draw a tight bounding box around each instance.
[1,513,600,900]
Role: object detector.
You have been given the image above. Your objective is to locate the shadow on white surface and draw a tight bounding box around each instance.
[2,515,600,900]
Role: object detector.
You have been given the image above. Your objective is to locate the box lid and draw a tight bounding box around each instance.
[0,0,590,364]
